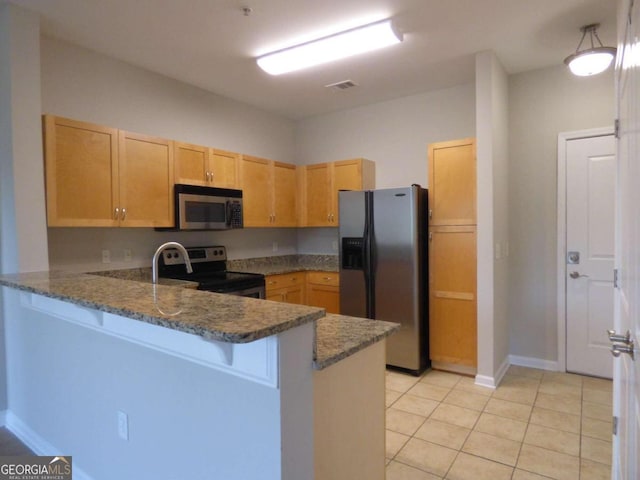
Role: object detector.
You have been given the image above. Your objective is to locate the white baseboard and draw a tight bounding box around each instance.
[474,356,510,389]
[494,356,510,385]
[5,411,93,480]
[508,354,559,372]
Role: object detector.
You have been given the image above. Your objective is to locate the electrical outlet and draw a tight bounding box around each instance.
[272,242,278,252]
[123,249,132,262]
[117,410,129,440]
[332,241,338,251]
[102,249,111,264]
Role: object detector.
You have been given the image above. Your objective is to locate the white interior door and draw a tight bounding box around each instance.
[566,134,615,378]
[613,0,639,477]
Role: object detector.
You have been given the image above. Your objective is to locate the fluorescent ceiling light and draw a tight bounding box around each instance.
[564,24,616,76]
[257,19,403,75]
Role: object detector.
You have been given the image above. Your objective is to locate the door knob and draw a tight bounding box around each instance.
[608,329,632,344]
[611,340,635,360]
[570,271,589,279]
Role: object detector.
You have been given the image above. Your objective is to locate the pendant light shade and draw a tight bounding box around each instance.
[564,24,616,76]
[257,19,403,76]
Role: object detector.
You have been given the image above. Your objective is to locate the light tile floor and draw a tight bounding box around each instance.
[386,366,613,480]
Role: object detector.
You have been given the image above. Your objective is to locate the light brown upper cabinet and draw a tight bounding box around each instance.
[44,115,174,228]
[211,149,240,189]
[174,143,239,188]
[118,130,174,227]
[239,155,298,227]
[44,115,119,227]
[428,138,476,226]
[302,158,375,227]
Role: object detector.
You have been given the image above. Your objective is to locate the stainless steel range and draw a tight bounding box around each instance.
[158,246,265,299]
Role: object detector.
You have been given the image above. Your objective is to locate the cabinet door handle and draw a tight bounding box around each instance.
[114,207,119,220]
[323,277,332,281]
[121,208,126,220]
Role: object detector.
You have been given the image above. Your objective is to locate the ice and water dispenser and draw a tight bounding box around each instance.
[341,237,364,270]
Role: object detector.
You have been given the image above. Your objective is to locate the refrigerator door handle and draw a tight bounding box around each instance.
[362,212,372,318]
[364,191,375,319]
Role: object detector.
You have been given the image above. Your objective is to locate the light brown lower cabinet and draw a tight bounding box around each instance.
[265,272,305,304]
[428,225,477,367]
[265,271,340,313]
[306,271,340,314]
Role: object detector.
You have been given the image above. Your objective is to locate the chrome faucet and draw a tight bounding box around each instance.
[152,242,193,284]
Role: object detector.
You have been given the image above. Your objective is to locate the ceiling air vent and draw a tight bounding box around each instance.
[325,80,359,92]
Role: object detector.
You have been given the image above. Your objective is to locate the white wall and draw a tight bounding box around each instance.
[474,51,510,385]
[295,83,476,253]
[0,5,48,274]
[40,37,300,270]
[41,37,295,162]
[508,65,614,364]
[0,2,49,415]
[48,227,299,273]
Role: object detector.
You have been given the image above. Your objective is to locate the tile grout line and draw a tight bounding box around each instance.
[386,368,613,479]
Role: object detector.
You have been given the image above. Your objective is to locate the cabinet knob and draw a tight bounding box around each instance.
[114,207,119,220]
[121,208,126,220]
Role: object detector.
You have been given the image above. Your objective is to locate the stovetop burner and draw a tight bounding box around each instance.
[158,246,265,294]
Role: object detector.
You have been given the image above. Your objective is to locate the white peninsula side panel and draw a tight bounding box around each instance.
[1,288,314,480]
[314,340,386,480]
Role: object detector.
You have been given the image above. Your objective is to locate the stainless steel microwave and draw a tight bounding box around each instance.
[161,184,243,231]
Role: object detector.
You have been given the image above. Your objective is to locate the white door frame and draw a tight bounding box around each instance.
[557,126,614,373]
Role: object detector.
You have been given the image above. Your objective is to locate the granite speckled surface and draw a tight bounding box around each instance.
[0,267,398,370]
[227,255,338,275]
[0,271,324,344]
[314,314,399,370]
[88,268,198,288]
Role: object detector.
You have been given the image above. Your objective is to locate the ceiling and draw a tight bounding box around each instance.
[12,0,617,120]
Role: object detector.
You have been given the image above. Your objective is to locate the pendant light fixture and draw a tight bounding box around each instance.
[256,19,403,75]
[564,23,616,76]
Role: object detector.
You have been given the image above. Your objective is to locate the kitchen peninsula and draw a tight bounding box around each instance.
[0,271,397,480]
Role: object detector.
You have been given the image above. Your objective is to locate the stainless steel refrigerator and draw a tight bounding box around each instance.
[339,185,429,375]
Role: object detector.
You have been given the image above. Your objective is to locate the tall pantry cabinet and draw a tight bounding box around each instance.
[428,138,477,370]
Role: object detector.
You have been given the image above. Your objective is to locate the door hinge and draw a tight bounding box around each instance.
[614,268,619,289]
[615,119,620,139]
[613,415,618,435]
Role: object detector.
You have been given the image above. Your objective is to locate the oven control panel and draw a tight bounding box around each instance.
[161,246,227,265]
